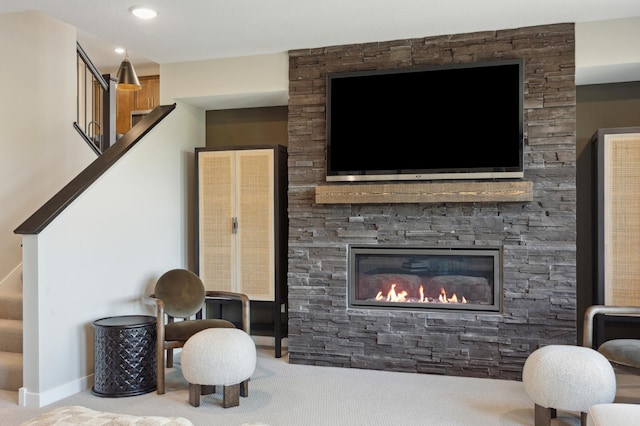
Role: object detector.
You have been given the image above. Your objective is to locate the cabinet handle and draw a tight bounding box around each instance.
[232,217,238,234]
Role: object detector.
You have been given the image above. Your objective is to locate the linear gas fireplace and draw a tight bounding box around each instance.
[349,246,502,312]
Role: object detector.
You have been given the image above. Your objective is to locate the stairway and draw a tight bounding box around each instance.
[0,291,23,391]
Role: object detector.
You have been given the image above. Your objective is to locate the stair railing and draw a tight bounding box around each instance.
[74,42,116,155]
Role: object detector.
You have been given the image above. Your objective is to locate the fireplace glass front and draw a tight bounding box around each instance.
[349,246,502,312]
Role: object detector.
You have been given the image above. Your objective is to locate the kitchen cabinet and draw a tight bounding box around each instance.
[196,145,288,357]
[134,75,160,111]
[115,75,159,135]
[116,89,134,135]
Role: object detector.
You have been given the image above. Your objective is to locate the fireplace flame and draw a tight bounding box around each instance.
[374,283,467,304]
[375,283,409,302]
[438,287,466,304]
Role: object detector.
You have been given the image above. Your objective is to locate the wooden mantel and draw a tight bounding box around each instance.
[315,180,533,204]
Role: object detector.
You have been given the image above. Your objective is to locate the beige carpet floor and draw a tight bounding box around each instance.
[1,345,639,426]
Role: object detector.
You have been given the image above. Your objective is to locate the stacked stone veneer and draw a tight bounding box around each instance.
[287,23,576,380]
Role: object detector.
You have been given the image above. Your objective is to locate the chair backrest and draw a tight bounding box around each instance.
[155,269,206,319]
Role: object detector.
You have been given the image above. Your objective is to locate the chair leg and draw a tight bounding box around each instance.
[534,404,554,426]
[240,379,249,397]
[581,412,588,426]
[157,373,165,395]
[189,383,201,407]
[157,347,165,395]
[223,384,240,408]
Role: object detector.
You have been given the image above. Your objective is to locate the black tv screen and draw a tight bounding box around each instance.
[326,59,524,182]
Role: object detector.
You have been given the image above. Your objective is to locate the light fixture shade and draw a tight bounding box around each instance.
[116,57,141,91]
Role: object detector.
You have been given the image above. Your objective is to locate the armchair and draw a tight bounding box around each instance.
[143,268,250,394]
[583,305,640,372]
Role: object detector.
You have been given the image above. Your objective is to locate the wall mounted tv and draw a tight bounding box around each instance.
[326,59,524,182]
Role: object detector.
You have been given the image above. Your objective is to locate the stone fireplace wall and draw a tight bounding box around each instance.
[286,23,576,380]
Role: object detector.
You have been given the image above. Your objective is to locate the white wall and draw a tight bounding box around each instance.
[576,17,640,85]
[159,20,640,92]
[0,11,96,291]
[13,11,289,407]
[160,53,289,110]
[21,103,204,407]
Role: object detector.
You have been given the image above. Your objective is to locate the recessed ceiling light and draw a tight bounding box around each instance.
[115,47,125,54]
[130,6,157,20]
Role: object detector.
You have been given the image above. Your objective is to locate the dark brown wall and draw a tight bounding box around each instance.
[205,106,288,148]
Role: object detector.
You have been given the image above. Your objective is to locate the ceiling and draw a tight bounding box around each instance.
[1,0,640,75]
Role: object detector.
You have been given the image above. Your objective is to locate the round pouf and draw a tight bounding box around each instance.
[181,328,256,408]
[522,345,616,425]
[587,403,640,426]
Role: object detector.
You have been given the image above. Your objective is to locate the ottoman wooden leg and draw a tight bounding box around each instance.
[223,384,240,408]
[189,383,201,407]
[534,404,554,426]
[240,379,249,397]
[581,412,587,426]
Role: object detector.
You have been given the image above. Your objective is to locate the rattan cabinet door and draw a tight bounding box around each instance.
[197,148,275,301]
[235,149,275,300]
[198,150,235,293]
[593,128,640,307]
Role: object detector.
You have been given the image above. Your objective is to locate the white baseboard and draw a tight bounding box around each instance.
[19,374,93,408]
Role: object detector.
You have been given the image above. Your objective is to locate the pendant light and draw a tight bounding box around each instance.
[116,52,141,91]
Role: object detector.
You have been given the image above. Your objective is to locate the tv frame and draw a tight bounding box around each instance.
[325,59,525,182]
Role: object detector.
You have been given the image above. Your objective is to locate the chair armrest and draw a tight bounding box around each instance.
[142,293,159,307]
[205,291,251,334]
[142,294,165,317]
[583,305,640,348]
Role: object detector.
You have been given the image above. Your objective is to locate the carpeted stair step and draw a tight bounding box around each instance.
[0,292,22,320]
[0,291,23,391]
[0,351,22,391]
[0,319,22,353]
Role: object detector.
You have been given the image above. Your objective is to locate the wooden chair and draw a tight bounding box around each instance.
[143,268,250,394]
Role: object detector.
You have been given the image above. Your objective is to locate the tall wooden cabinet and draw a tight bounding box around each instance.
[591,127,640,346]
[195,145,288,357]
[593,127,640,306]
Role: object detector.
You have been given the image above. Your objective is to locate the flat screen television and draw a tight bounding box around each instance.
[326,59,524,182]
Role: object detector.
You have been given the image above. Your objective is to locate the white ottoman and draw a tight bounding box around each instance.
[587,403,640,426]
[181,328,257,408]
[522,345,616,426]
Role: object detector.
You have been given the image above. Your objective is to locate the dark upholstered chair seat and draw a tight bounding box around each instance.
[165,319,235,342]
[598,339,640,369]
